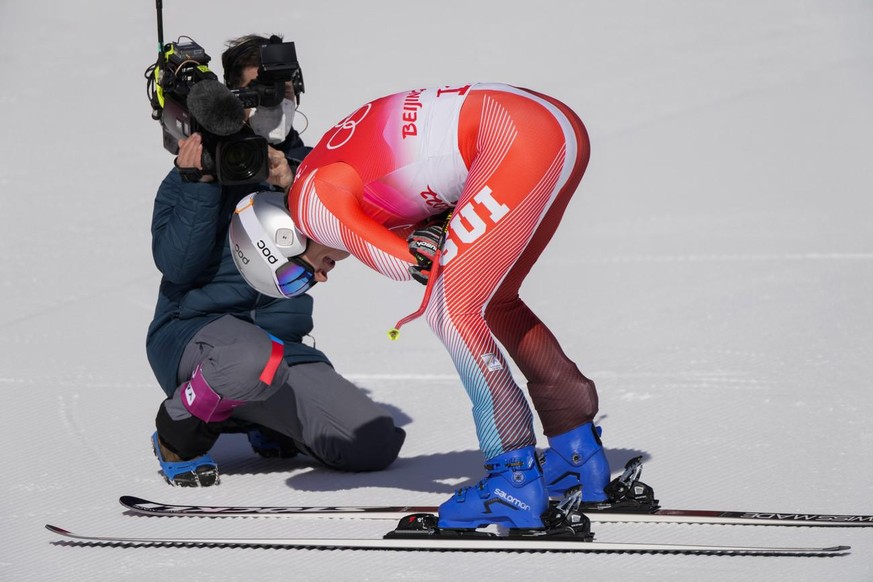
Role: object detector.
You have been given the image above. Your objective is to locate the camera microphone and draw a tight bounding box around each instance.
[187,80,246,136]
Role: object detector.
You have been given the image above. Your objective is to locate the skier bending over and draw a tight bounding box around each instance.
[230,82,609,529]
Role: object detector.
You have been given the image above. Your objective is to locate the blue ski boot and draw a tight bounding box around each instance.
[151,432,220,487]
[438,446,548,530]
[247,427,299,459]
[541,422,610,502]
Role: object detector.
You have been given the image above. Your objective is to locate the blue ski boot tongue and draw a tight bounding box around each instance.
[437,446,548,530]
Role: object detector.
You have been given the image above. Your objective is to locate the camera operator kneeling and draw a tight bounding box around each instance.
[146,34,406,487]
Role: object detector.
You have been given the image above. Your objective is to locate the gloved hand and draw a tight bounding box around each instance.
[407,213,450,285]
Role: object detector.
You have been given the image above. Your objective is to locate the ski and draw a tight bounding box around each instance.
[44,524,850,555]
[119,495,873,527]
[120,457,873,527]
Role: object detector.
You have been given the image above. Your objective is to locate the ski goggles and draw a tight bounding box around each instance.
[274,256,316,297]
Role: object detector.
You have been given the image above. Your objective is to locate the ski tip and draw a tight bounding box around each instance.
[119,495,147,506]
[826,545,852,552]
[45,524,70,535]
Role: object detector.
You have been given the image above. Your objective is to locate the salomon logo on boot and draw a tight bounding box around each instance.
[493,488,531,510]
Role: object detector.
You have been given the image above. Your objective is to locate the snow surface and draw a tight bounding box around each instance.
[2,0,872,580]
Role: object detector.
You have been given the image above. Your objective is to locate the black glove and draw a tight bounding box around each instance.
[174,158,205,183]
[407,213,450,285]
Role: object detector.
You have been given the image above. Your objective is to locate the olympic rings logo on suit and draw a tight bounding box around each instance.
[326,103,372,150]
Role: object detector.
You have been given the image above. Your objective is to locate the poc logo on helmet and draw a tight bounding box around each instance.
[256,240,279,264]
[234,244,250,265]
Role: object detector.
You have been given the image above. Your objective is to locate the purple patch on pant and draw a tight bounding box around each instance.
[182,364,246,422]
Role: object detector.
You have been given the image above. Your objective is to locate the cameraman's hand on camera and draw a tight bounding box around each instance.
[267,146,296,191]
[175,134,214,183]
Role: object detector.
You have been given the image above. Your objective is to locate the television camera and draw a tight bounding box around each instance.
[144,1,305,185]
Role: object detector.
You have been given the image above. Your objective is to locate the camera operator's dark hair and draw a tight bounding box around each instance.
[222,34,283,89]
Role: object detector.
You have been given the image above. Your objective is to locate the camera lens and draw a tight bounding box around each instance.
[223,141,259,172]
[216,135,269,184]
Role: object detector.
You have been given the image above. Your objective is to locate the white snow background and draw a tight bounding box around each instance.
[2,0,872,580]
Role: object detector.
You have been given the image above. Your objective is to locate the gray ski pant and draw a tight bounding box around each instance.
[161,315,405,471]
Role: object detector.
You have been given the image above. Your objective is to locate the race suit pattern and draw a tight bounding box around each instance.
[289,83,596,459]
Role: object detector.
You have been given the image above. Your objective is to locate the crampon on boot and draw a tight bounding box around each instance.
[151,432,219,487]
[437,446,548,531]
[541,422,610,502]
